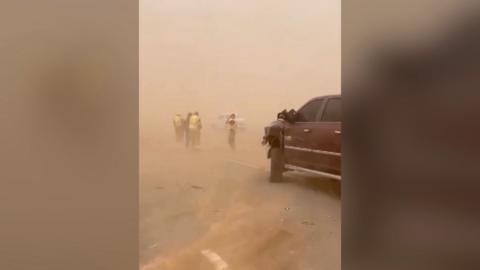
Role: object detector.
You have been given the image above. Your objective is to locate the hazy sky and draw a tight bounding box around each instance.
[140,0,340,128]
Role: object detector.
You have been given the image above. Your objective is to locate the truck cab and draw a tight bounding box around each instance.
[263,95,341,182]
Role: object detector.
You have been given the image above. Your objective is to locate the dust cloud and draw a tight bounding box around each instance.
[140,0,340,269]
[140,0,340,135]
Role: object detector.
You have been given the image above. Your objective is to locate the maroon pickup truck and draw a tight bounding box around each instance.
[262,95,341,182]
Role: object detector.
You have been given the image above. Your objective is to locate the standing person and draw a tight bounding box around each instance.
[185,112,192,148]
[173,113,185,143]
[196,112,202,145]
[226,113,237,150]
[189,112,202,148]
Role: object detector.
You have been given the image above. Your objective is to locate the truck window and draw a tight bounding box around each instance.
[297,99,324,122]
[320,98,341,122]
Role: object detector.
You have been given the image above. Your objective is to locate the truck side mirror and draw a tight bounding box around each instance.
[277,109,297,123]
[286,109,297,123]
[277,109,288,120]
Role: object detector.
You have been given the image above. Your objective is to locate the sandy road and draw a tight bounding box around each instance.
[140,128,340,270]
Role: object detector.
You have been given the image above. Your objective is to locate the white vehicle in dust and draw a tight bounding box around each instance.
[211,113,246,130]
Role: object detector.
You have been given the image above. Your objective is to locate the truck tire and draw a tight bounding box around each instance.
[270,147,284,182]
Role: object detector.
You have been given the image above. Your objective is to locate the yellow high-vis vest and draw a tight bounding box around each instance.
[189,115,200,129]
[174,116,183,127]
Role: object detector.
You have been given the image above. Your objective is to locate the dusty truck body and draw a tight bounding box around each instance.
[262,95,341,182]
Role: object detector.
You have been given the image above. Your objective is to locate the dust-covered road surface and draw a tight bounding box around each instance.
[140,127,340,270]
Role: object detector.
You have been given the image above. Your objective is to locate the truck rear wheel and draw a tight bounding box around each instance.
[269,147,284,182]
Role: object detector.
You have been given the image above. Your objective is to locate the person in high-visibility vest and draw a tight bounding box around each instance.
[188,112,202,147]
[173,113,185,143]
[184,112,192,148]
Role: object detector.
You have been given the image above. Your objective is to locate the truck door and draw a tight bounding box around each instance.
[283,98,325,169]
[308,97,341,175]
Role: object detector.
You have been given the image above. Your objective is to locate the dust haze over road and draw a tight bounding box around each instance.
[140,0,340,269]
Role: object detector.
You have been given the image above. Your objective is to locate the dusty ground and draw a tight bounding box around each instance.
[140,126,340,270]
